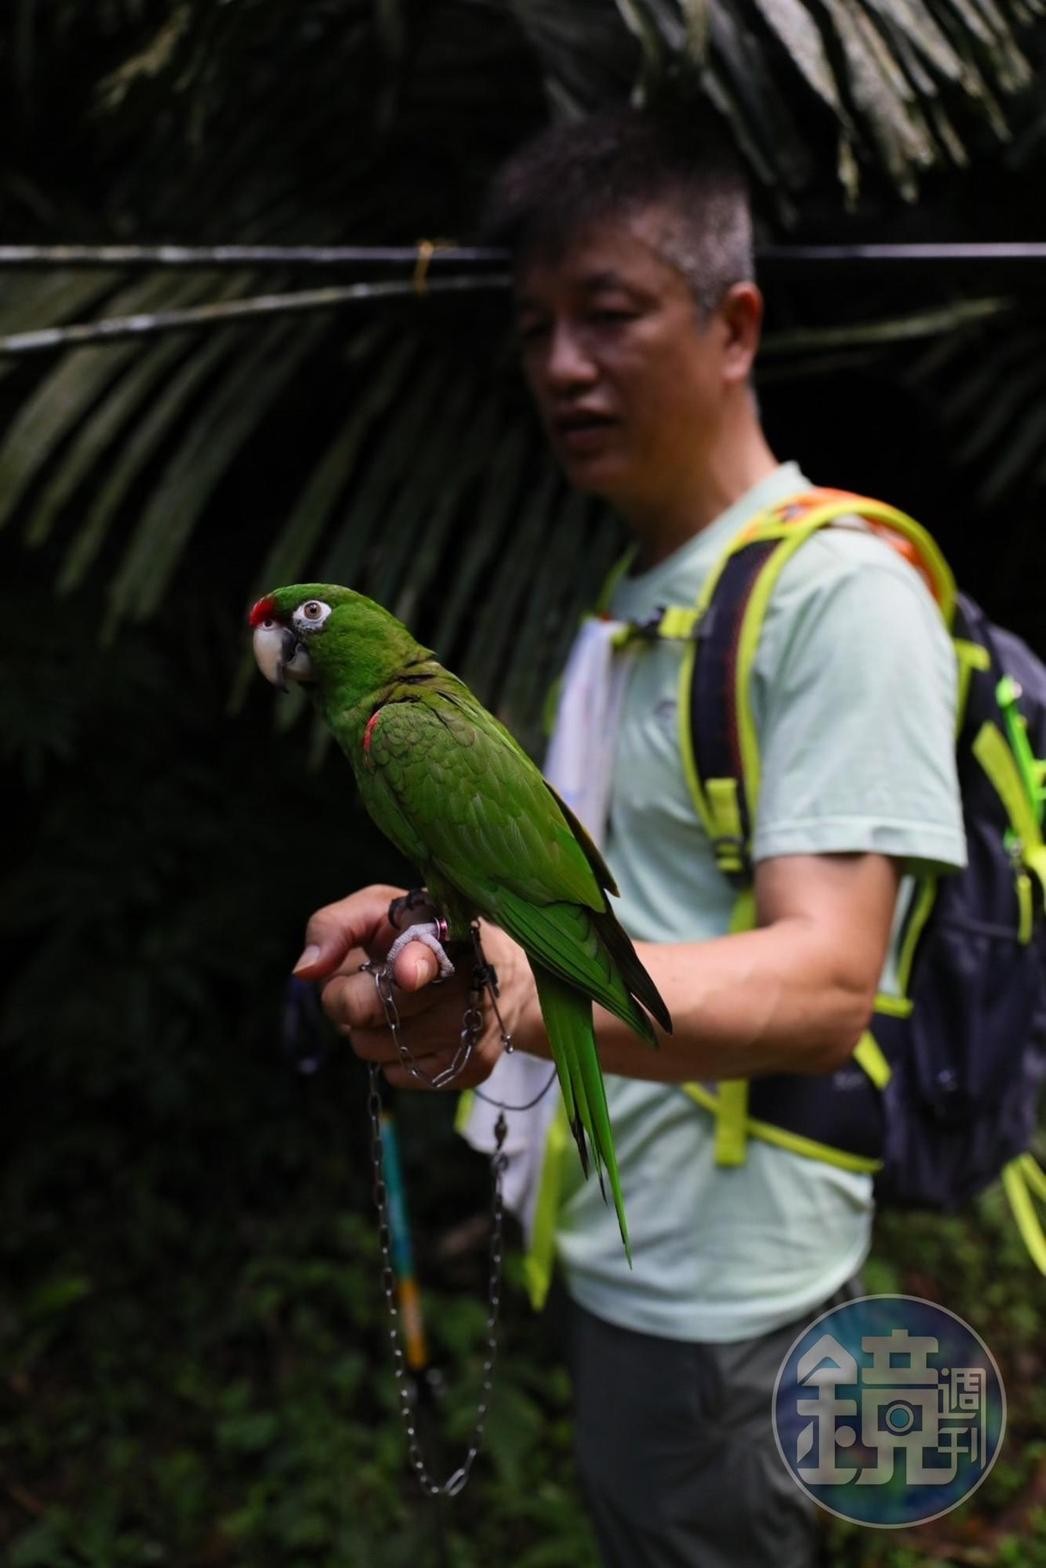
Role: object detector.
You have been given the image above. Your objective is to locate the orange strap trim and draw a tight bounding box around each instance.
[752,488,946,608]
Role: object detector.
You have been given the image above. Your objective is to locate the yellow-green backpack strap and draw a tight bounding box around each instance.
[674,530,758,843]
[973,721,1046,900]
[676,500,840,1162]
[678,524,829,1166]
[707,888,759,1162]
[679,510,829,877]
[458,1089,572,1313]
[734,496,956,823]
[1001,1154,1046,1276]
[522,1101,571,1311]
[675,489,956,1164]
[742,492,957,626]
[680,488,957,882]
[593,546,637,615]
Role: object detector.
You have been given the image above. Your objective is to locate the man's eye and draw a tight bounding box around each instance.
[591,308,636,325]
[518,320,550,343]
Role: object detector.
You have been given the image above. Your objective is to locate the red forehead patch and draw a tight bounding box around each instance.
[248,594,278,628]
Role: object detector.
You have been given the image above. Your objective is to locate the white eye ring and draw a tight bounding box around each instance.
[293,599,332,633]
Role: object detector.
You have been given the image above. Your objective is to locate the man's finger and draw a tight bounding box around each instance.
[292,884,405,979]
[380,1052,466,1091]
[321,970,390,1034]
[351,1031,462,1085]
[381,1063,441,1091]
[346,1024,403,1064]
[320,953,466,1044]
[381,1045,498,1092]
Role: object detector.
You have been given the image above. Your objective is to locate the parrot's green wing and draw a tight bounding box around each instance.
[355,685,672,1256]
[358,689,669,1038]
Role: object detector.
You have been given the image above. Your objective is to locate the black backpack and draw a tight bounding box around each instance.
[638,489,1046,1268]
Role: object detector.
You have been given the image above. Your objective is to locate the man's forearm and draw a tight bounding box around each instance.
[515,919,878,1083]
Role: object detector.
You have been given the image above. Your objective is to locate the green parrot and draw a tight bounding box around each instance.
[250,583,671,1254]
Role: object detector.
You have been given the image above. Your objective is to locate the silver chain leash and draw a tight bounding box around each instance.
[363,929,511,1498]
[361,926,514,1090]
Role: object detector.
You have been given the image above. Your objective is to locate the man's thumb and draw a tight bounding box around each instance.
[392,942,441,993]
[292,943,328,976]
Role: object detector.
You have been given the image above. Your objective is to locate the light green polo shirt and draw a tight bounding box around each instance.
[555,462,967,1343]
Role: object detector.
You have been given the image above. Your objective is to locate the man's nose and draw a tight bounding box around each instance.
[543,322,597,391]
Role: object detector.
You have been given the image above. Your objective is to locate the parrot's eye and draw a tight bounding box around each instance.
[294,599,332,633]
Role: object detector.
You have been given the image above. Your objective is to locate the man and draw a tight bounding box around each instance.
[294,109,965,1565]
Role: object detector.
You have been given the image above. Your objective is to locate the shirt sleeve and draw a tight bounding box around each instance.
[750,533,967,876]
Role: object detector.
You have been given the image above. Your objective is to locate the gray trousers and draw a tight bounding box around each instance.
[557,1279,861,1568]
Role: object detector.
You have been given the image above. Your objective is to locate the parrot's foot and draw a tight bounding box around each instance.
[386,920,455,981]
[387,887,439,931]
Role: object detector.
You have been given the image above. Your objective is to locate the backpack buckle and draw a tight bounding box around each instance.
[711,834,751,883]
[632,605,706,641]
[705,779,751,883]
[632,609,667,639]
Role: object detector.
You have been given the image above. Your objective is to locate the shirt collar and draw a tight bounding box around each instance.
[612,461,809,617]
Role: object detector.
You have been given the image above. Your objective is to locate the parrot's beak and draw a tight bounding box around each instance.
[252,622,314,691]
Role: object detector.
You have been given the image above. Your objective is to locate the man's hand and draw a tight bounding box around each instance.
[292,851,898,1092]
[292,885,539,1089]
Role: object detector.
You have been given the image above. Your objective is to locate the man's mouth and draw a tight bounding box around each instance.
[552,409,618,453]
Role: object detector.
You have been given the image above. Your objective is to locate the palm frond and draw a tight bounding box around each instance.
[105,316,325,629]
[1,0,1045,741]
[510,0,1043,198]
[0,275,212,528]
[57,325,241,594]
[907,306,1046,504]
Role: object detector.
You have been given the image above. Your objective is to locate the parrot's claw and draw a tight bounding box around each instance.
[387,887,439,931]
[386,920,455,982]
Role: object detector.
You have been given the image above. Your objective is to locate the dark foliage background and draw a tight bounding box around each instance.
[1,4,1045,1564]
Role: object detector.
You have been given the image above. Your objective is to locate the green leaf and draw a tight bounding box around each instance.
[821,0,935,196]
[57,325,238,595]
[858,0,969,85]
[0,270,121,337]
[318,351,454,590]
[368,372,479,611]
[251,328,415,595]
[707,2,812,192]
[761,297,1011,356]
[460,463,560,700]
[9,1520,81,1568]
[106,318,323,628]
[677,0,711,62]
[0,274,208,530]
[25,1273,92,1318]
[217,1408,281,1454]
[24,331,193,548]
[389,389,504,627]
[750,0,845,114]
[432,421,532,660]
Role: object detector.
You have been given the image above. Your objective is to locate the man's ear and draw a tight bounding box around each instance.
[719,282,764,384]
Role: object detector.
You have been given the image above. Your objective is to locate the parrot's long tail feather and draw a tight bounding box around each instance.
[594,910,673,1036]
[532,964,631,1262]
[493,890,670,1047]
[545,783,672,1038]
[555,1029,591,1178]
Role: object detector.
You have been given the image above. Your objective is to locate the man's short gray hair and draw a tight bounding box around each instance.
[482,104,754,317]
